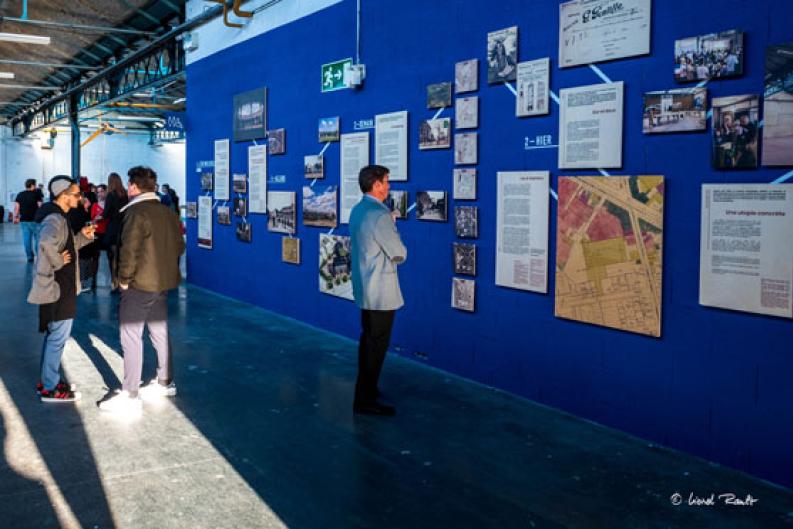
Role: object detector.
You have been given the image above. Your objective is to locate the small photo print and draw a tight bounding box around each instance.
[302,185,338,228]
[267,191,296,234]
[455,205,478,239]
[487,26,518,84]
[455,96,479,129]
[186,202,197,219]
[217,206,231,225]
[236,222,252,243]
[416,191,447,222]
[455,58,479,93]
[318,117,340,143]
[304,155,324,179]
[675,30,744,83]
[453,243,477,276]
[200,171,214,192]
[282,237,301,265]
[453,168,477,200]
[387,190,409,219]
[454,132,478,165]
[268,128,286,154]
[419,118,452,150]
[233,197,247,217]
[232,173,247,193]
[427,82,453,109]
[643,88,707,134]
[452,277,475,312]
[712,95,760,169]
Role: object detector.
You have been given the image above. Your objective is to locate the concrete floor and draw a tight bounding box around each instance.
[0,222,791,529]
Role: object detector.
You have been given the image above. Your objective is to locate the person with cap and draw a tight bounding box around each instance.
[28,176,96,402]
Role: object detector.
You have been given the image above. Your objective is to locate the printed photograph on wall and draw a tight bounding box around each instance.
[454,132,478,164]
[453,168,477,200]
[516,58,550,117]
[455,58,479,93]
[282,237,301,265]
[418,118,451,150]
[233,197,247,217]
[232,173,247,193]
[452,277,476,312]
[674,30,744,83]
[642,88,707,134]
[453,243,477,276]
[455,206,479,239]
[427,82,453,109]
[319,233,353,300]
[236,222,252,243]
[455,96,479,129]
[267,191,296,234]
[487,26,518,84]
[416,191,448,221]
[712,95,760,169]
[200,170,214,192]
[318,116,340,143]
[387,190,409,219]
[233,87,267,142]
[763,43,793,166]
[217,206,231,225]
[302,185,338,228]
[186,202,197,219]
[304,155,324,178]
[268,128,286,155]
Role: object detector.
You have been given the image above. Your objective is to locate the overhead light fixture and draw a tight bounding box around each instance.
[0,72,14,79]
[0,32,51,45]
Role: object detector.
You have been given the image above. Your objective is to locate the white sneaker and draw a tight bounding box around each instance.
[138,379,177,401]
[98,390,142,413]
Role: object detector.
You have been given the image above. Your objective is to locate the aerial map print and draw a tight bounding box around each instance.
[555,176,664,337]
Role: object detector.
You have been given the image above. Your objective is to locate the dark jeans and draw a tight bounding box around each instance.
[119,288,172,395]
[354,309,396,405]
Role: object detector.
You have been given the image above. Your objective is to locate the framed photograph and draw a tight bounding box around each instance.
[282,237,301,265]
[712,95,760,169]
[416,191,447,222]
[455,96,478,129]
[452,277,476,312]
[455,206,478,239]
[763,44,793,166]
[453,168,477,200]
[455,58,479,93]
[200,171,214,191]
[319,233,353,300]
[217,206,231,225]
[454,132,478,165]
[675,30,744,83]
[418,118,451,150]
[232,173,247,194]
[186,202,197,219]
[387,190,408,219]
[643,88,707,134]
[487,26,518,84]
[267,191,296,234]
[304,155,324,179]
[233,197,247,217]
[302,185,338,228]
[233,87,267,142]
[453,243,477,276]
[236,222,252,242]
[427,82,452,109]
[318,117,340,143]
[268,128,286,155]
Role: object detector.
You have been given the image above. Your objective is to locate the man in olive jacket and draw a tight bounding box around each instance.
[99,166,185,413]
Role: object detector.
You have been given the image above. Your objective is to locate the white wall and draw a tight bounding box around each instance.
[1,127,185,211]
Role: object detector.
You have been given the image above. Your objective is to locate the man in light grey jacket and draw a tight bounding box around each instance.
[349,165,407,416]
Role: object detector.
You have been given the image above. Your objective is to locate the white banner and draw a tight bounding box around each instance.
[375,111,408,181]
[248,144,267,213]
[197,195,213,249]
[558,81,623,169]
[214,138,230,201]
[340,132,370,224]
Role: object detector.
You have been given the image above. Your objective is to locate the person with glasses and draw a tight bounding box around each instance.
[27,176,96,402]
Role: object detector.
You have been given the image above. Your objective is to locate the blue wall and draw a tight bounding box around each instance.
[185,0,793,488]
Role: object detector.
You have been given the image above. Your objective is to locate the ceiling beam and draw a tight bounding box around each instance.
[117,0,162,26]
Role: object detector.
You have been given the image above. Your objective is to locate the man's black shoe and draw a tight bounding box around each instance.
[353,400,396,416]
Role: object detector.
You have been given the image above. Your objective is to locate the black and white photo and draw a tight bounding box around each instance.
[416,191,448,222]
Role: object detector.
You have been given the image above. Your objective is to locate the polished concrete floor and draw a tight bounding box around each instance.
[0,222,791,529]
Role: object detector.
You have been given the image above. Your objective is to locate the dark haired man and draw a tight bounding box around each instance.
[28,176,95,402]
[100,167,185,413]
[14,178,44,262]
[349,165,407,416]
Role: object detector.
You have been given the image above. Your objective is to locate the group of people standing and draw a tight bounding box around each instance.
[22,168,185,411]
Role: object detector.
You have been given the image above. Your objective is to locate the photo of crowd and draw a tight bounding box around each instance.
[712,95,760,169]
[674,30,743,82]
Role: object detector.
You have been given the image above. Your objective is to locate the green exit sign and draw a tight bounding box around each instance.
[321,58,352,92]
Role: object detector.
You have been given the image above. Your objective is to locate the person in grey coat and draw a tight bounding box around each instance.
[28,176,95,402]
[349,165,407,416]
